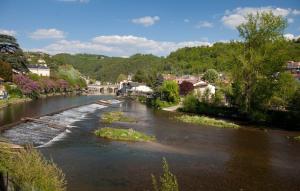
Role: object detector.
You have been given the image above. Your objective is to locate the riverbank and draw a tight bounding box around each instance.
[0,97,32,109]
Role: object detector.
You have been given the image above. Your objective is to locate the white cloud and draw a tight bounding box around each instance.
[195,21,213,28]
[31,35,211,56]
[284,33,300,40]
[222,7,300,29]
[184,19,190,23]
[288,18,294,23]
[30,28,66,39]
[131,16,160,27]
[292,9,300,15]
[0,29,17,36]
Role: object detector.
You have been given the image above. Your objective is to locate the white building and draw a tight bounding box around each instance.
[193,81,215,97]
[28,64,50,77]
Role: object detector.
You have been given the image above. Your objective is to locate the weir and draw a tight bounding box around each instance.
[21,117,67,130]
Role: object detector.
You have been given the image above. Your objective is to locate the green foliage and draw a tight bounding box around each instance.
[176,114,240,129]
[116,73,127,82]
[159,80,180,104]
[151,158,179,191]
[54,64,86,88]
[95,127,155,142]
[0,147,66,191]
[50,53,163,83]
[202,69,219,83]
[151,98,178,109]
[4,83,23,98]
[182,94,200,113]
[101,111,136,123]
[0,34,28,72]
[271,72,299,108]
[231,12,288,113]
[0,60,12,81]
[28,73,41,81]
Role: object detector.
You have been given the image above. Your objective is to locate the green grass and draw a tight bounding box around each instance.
[175,115,240,129]
[95,127,155,142]
[0,146,66,191]
[101,111,136,123]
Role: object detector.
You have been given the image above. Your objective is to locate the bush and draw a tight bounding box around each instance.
[151,158,179,191]
[0,147,66,191]
[159,80,180,104]
[4,83,23,98]
[179,81,194,95]
[202,69,219,83]
[182,94,200,113]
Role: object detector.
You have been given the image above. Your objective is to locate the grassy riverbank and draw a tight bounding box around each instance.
[101,111,136,123]
[0,97,31,108]
[175,115,240,129]
[95,127,155,142]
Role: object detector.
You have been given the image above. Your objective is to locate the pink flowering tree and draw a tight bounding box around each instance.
[56,79,69,92]
[39,78,56,94]
[13,74,40,98]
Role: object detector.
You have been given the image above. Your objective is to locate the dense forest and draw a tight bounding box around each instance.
[23,39,300,83]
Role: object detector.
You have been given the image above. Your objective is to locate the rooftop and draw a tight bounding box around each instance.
[28,64,49,69]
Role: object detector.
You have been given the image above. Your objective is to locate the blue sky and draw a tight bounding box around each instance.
[0,0,300,56]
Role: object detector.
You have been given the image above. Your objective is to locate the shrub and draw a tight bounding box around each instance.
[179,81,194,96]
[0,147,66,191]
[182,94,200,113]
[202,69,219,83]
[159,80,180,104]
[151,158,179,191]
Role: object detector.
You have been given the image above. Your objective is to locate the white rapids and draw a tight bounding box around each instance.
[2,103,107,147]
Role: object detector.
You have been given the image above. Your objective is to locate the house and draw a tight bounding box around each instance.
[28,64,50,77]
[193,81,215,98]
[286,61,300,81]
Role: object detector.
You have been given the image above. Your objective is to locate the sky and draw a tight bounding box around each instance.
[0,0,300,57]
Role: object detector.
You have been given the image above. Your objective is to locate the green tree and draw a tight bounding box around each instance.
[151,158,179,191]
[269,72,299,109]
[0,60,12,81]
[232,12,287,113]
[159,80,180,103]
[116,73,127,82]
[133,70,148,83]
[0,34,28,72]
[202,69,219,83]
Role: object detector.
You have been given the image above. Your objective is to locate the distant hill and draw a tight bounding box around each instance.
[23,40,300,82]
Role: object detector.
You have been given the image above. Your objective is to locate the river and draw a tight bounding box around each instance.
[1,95,300,191]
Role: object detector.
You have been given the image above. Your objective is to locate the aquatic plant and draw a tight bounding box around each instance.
[175,115,239,129]
[151,158,179,191]
[95,127,155,142]
[101,111,136,123]
[0,146,66,191]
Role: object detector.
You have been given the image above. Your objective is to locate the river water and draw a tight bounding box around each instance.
[1,96,300,191]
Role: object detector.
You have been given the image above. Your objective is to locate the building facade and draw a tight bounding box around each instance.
[28,65,50,77]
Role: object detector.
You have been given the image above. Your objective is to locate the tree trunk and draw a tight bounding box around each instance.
[0,172,7,191]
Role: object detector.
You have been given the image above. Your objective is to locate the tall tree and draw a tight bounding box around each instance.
[0,34,28,72]
[0,60,12,81]
[231,12,287,112]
